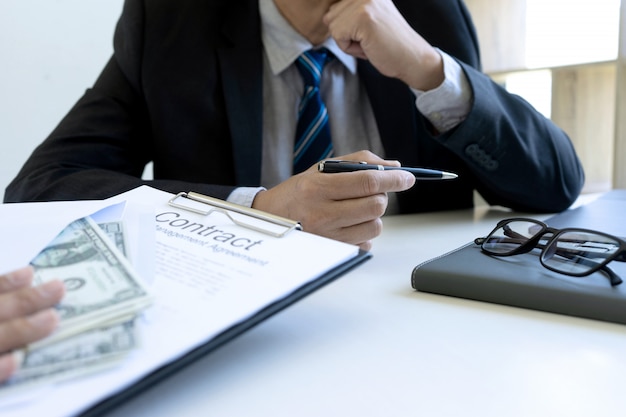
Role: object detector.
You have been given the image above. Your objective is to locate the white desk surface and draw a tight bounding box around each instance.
[108,202,626,417]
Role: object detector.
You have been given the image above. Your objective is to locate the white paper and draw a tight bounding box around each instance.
[0,186,360,417]
[0,200,114,274]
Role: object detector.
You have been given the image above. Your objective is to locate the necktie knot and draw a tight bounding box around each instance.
[295,48,333,88]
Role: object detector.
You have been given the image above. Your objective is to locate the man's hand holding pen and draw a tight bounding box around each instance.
[252,151,416,251]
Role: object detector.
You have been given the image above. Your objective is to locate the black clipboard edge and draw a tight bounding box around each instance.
[80,249,371,417]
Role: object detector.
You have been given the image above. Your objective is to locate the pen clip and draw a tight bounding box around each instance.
[323,160,366,164]
[317,160,366,171]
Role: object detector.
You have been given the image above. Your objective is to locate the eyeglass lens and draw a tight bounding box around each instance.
[541,230,620,276]
[481,219,545,255]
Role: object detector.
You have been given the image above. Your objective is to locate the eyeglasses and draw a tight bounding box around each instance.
[474,217,626,286]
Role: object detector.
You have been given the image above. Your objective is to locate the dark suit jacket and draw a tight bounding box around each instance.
[5,0,584,213]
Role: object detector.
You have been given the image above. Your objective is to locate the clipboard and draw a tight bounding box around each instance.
[84,248,369,417]
[168,191,302,237]
[0,186,371,417]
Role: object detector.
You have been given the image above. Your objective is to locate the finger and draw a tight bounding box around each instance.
[326,217,384,248]
[324,0,375,56]
[319,170,415,200]
[358,240,373,252]
[0,309,59,353]
[323,0,351,26]
[0,280,65,321]
[0,353,19,383]
[343,42,368,59]
[0,266,34,293]
[299,192,388,241]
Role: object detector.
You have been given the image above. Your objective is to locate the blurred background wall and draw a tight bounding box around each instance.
[0,0,124,196]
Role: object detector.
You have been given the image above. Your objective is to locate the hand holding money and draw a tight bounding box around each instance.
[0,217,152,393]
[0,266,64,383]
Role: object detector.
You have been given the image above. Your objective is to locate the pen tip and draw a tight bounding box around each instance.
[442,172,458,180]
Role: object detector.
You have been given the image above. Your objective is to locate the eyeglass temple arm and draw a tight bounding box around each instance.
[600,265,623,286]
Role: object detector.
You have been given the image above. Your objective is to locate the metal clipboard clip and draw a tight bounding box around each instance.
[168,191,302,238]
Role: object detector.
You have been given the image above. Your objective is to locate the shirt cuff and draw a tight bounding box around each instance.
[411,49,473,133]
[226,186,267,207]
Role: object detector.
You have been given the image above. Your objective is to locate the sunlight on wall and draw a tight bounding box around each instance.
[502,70,553,117]
[525,0,620,68]
[500,0,621,118]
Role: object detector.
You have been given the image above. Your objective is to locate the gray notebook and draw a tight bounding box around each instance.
[411,190,626,324]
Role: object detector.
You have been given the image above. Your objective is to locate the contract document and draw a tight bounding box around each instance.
[0,186,369,417]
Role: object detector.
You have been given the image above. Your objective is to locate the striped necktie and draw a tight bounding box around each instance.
[293,48,334,174]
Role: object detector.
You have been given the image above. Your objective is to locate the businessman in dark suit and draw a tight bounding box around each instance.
[5,0,584,250]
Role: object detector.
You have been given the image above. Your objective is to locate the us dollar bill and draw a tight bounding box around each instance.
[98,221,127,256]
[0,320,138,395]
[29,217,152,348]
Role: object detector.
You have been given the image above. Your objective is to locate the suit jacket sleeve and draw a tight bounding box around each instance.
[440,61,585,212]
[385,0,584,213]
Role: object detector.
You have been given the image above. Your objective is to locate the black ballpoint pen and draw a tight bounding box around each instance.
[317,160,458,180]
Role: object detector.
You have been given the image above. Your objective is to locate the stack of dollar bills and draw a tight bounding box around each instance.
[1,217,153,393]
